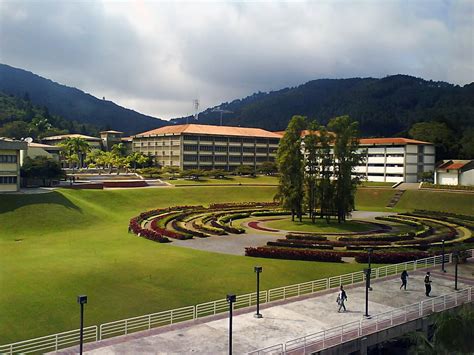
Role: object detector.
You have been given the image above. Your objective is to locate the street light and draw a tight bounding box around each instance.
[226,294,237,355]
[441,239,446,272]
[77,295,88,355]
[254,266,263,318]
[454,251,459,291]
[367,248,373,291]
[364,268,371,318]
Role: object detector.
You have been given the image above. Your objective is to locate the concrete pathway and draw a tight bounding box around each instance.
[56,261,474,354]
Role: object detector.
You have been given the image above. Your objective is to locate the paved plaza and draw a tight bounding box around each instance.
[56,261,474,354]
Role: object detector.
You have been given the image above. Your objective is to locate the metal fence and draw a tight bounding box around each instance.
[0,326,97,355]
[249,287,473,355]
[1,250,471,354]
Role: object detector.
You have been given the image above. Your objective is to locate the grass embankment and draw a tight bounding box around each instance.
[0,186,363,344]
[263,218,375,233]
[166,175,278,185]
[355,188,395,211]
[396,190,474,215]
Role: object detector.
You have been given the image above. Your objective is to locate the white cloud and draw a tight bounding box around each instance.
[0,0,473,119]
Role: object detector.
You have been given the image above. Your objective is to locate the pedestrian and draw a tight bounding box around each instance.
[424,272,432,296]
[400,270,409,290]
[337,285,348,312]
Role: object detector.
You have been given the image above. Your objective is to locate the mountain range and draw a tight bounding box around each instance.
[0,64,166,135]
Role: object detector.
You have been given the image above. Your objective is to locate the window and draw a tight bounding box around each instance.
[243,147,255,153]
[215,146,227,152]
[229,146,241,153]
[229,156,242,162]
[368,154,384,157]
[184,145,198,151]
[367,173,384,176]
[214,136,228,142]
[256,156,269,162]
[269,147,278,154]
[0,176,17,184]
[199,155,213,162]
[368,163,384,167]
[243,156,254,162]
[386,174,403,177]
[229,137,241,143]
[214,155,227,162]
[256,147,268,153]
[256,138,267,144]
[387,154,404,157]
[183,155,198,162]
[0,155,17,163]
[242,138,255,143]
[199,145,214,152]
[199,136,213,142]
[184,165,198,169]
[269,139,280,145]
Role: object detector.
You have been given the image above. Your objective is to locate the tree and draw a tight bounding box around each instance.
[258,161,278,175]
[111,143,127,158]
[126,152,150,171]
[317,126,335,222]
[460,129,474,159]
[207,169,228,179]
[234,165,255,176]
[0,120,35,139]
[20,156,64,186]
[303,121,320,222]
[275,115,306,222]
[328,116,362,223]
[58,137,91,171]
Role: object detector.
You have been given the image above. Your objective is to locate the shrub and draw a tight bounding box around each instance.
[245,247,343,262]
[209,202,279,209]
[421,182,474,191]
[354,251,430,263]
[267,241,334,250]
[251,210,291,217]
[285,234,328,241]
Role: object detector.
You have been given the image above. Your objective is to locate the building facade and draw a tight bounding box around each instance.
[356,138,435,183]
[42,134,102,149]
[434,160,474,186]
[133,124,281,170]
[0,137,27,192]
[20,142,61,163]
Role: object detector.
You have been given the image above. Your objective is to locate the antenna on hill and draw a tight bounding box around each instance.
[189,99,199,124]
[212,107,233,126]
[24,137,33,143]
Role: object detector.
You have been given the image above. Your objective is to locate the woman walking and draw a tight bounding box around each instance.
[337,285,348,312]
[400,270,409,290]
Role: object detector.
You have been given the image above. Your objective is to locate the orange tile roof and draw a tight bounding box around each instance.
[42,134,102,141]
[136,124,282,139]
[437,160,471,170]
[359,138,432,145]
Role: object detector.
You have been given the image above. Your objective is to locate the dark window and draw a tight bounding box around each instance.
[200,155,213,162]
[0,176,17,184]
[215,146,227,152]
[199,145,214,152]
[256,156,269,162]
[214,136,228,142]
[367,173,384,177]
[183,135,197,141]
[269,139,280,145]
[229,137,241,143]
[386,174,404,177]
[183,165,198,169]
[368,163,385,167]
[242,138,255,143]
[183,155,198,162]
[387,154,404,157]
[256,147,268,153]
[269,147,278,154]
[256,138,267,144]
[243,147,255,153]
[199,136,213,142]
[243,156,254,162]
[229,156,242,162]
[368,154,384,157]
[214,156,227,162]
[184,145,198,151]
[0,155,17,163]
[229,146,241,153]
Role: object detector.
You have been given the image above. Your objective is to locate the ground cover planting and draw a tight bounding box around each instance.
[1,186,473,345]
[166,175,279,186]
[262,217,377,233]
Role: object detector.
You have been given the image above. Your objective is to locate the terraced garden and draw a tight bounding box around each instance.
[132,203,474,264]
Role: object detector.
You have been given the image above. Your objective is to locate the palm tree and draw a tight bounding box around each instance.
[58,137,91,172]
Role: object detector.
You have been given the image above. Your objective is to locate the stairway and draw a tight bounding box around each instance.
[386,190,406,208]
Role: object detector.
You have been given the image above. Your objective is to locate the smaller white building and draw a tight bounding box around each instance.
[434,160,474,186]
[20,142,61,164]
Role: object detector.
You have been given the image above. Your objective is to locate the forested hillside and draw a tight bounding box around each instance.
[173,75,474,158]
[0,91,98,139]
[0,64,166,135]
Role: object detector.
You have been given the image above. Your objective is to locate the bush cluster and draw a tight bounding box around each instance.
[245,246,343,262]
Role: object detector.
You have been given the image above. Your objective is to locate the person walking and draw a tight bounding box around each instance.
[400,270,409,290]
[337,285,348,312]
[424,272,432,296]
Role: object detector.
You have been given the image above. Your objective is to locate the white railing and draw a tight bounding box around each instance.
[0,326,97,355]
[1,250,471,353]
[249,287,473,355]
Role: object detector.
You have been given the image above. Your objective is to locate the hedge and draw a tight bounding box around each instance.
[421,182,474,191]
[245,247,343,262]
[354,251,430,263]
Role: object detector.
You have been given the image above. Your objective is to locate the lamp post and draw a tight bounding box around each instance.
[77,295,88,355]
[364,268,371,318]
[226,294,237,355]
[454,251,459,291]
[367,248,373,291]
[254,266,263,318]
[441,239,446,272]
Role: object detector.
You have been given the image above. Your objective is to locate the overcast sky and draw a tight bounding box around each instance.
[1,0,473,120]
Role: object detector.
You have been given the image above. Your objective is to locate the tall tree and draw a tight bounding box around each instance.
[303,121,320,222]
[275,115,306,221]
[328,116,362,223]
[409,122,457,160]
[317,126,335,222]
[58,137,90,171]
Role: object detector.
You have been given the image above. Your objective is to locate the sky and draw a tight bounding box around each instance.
[0,0,473,120]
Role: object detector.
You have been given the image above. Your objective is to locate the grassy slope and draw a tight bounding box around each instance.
[0,187,363,344]
[396,190,474,215]
[355,188,395,211]
[166,175,278,185]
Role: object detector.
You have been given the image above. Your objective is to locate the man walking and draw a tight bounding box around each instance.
[400,270,409,290]
[337,285,348,312]
[424,272,432,296]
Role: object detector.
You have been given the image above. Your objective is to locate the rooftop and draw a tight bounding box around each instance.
[136,124,282,139]
[0,137,28,150]
[100,130,123,134]
[436,160,473,171]
[28,142,62,150]
[359,137,432,145]
[42,134,102,141]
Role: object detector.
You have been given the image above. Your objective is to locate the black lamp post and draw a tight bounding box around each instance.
[77,295,88,355]
[441,239,446,272]
[454,251,459,291]
[226,294,237,355]
[367,248,373,291]
[364,268,371,318]
[254,266,263,318]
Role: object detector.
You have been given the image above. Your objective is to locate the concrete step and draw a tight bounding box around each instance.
[386,190,406,208]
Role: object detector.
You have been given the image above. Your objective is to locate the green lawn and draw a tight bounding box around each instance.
[360,181,395,187]
[166,175,278,185]
[355,188,396,211]
[0,186,364,344]
[263,217,375,233]
[395,190,474,215]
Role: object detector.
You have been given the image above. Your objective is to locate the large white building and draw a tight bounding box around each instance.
[356,138,435,183]
[0,137,27,192]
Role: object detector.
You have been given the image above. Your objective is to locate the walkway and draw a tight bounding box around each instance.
[56,261,474,354]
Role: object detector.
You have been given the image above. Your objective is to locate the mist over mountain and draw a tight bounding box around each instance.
[0,64,167,135]
[172,75,474,137]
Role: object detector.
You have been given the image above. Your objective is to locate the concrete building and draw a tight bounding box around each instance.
[133,124,281,170]
[356,138,435,183]
[42,133,102,150]
[20,142,61,163]
[0,137,27,192]
[434,160,474,186]
[100,130,124,151]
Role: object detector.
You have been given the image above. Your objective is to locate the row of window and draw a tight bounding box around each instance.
[183,145,276,154]
[367,173,404,177]
[0,155,17,163]
[0,176,17,184]
[183,155,274,163]
[367,163,404,167]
